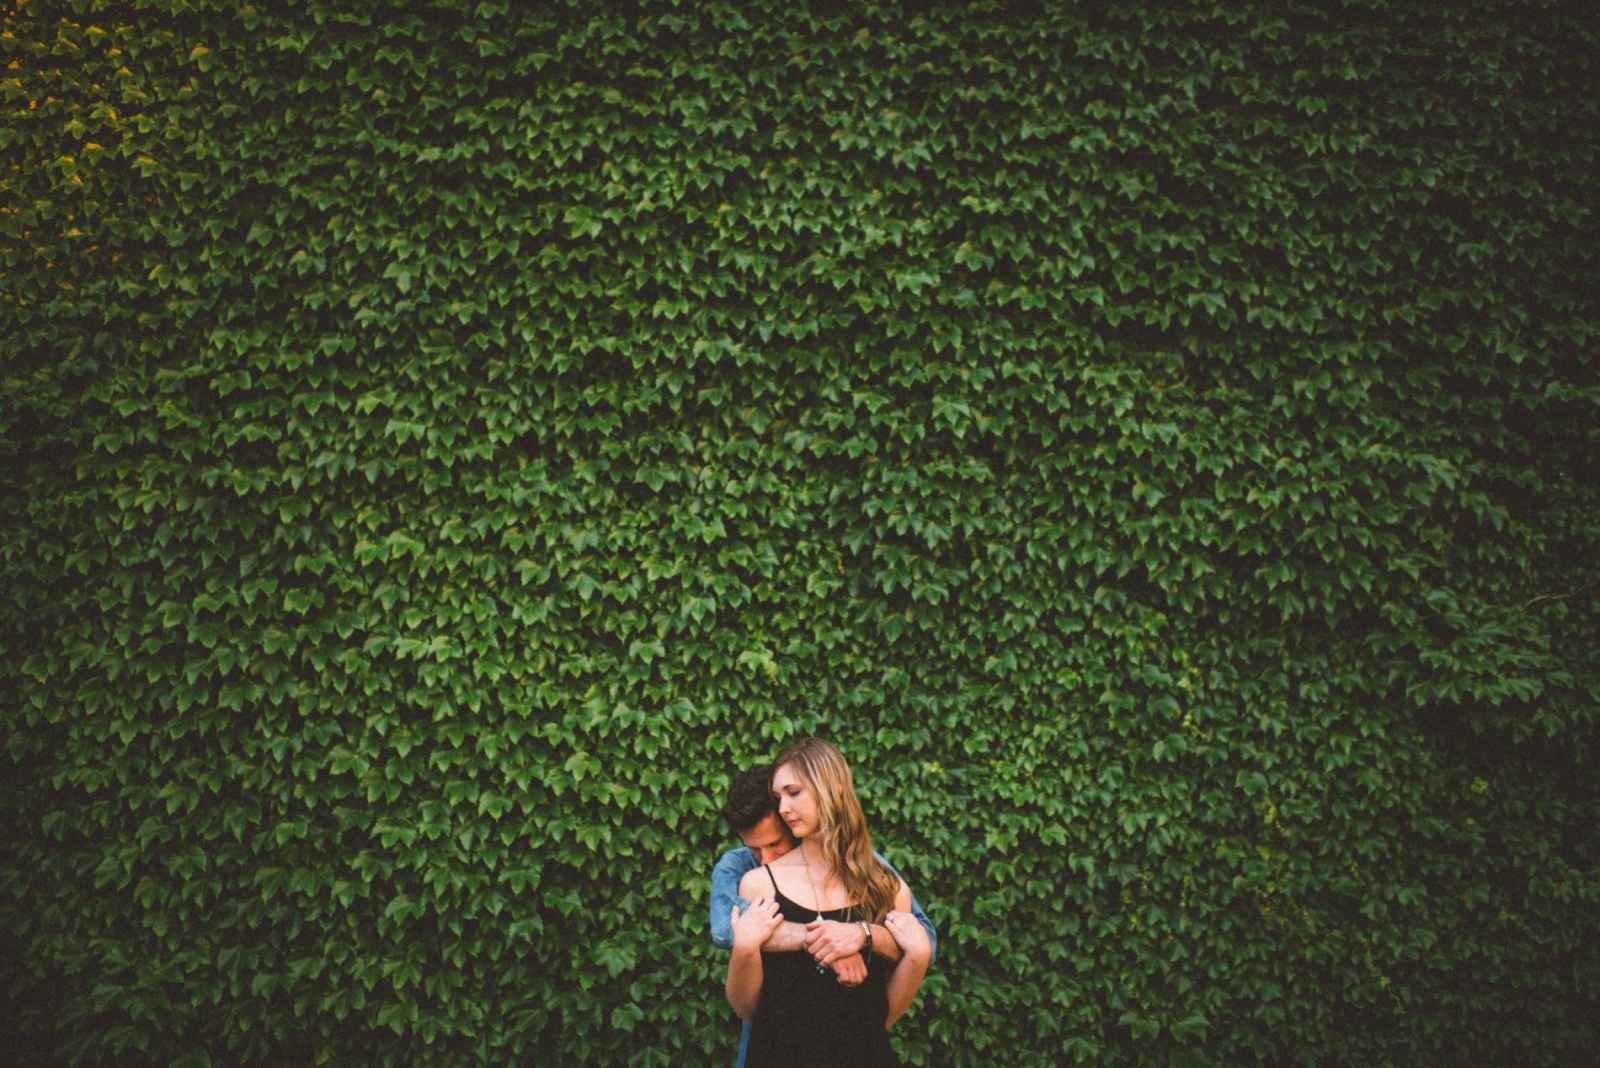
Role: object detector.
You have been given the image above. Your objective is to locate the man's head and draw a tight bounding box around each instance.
[723,765,797,865]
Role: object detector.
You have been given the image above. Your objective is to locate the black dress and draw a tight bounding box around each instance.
[744,865,899,1068]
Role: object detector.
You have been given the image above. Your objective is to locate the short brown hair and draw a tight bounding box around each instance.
[722,765,775,833]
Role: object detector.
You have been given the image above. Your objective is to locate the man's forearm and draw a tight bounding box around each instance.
[709,851,754,950]
[760,921,810,953]
[802,918,905,967]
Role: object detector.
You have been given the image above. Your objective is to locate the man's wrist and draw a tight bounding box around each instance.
[763,921,808,953]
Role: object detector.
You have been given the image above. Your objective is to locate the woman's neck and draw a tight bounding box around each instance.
[801,839,845,899]
[798,838,831,872]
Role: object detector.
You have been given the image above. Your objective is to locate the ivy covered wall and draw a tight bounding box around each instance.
[4,1,1597,1064]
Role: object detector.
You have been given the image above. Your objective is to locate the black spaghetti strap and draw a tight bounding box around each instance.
[764,863,781,896]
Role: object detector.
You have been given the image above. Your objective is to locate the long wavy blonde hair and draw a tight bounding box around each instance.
[771,737,899,922]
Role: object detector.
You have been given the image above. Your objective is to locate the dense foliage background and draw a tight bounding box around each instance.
[4,1,1597,1064]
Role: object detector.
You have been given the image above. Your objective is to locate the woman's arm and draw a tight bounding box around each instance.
[882,882,932,1029]
[725,871,782,1020]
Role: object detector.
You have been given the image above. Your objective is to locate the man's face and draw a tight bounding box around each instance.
[738,812,797,865]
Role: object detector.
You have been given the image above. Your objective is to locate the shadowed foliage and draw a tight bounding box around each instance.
[3,1,1597,1064]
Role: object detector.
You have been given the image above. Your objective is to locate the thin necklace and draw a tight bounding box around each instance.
[800,843,824,920]
[799,843,829,975]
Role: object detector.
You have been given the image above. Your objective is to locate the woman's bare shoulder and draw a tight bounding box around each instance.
[737,864,774,899]
[760,852,809,897]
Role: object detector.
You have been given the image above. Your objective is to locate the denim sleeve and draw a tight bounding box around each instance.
[875,851,938,966]
[710,847,756,951]
[906,887,938,966]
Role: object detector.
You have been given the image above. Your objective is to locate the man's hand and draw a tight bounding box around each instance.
[831,953,867,987]
[804,919,869,968]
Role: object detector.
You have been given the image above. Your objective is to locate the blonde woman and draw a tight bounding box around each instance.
[725,738,932,1067]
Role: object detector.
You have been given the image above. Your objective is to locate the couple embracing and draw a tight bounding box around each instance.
[708,738,936,1067]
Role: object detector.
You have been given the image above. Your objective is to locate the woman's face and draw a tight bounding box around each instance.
[772,762,819,840]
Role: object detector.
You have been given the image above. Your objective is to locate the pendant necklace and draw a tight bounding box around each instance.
[800,843,830,975]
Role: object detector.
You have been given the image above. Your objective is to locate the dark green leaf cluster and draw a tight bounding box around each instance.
[4,1,1597,1064]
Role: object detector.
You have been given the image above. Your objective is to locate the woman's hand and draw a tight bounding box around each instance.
[883,910,930,963]
[731,898,782,951]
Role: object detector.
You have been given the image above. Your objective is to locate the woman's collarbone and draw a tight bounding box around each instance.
[772,860,850,912]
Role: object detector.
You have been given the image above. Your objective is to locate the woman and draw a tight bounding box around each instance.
[725,738,932,1067]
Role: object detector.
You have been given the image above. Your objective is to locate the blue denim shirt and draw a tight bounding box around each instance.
[709,846,938,1068]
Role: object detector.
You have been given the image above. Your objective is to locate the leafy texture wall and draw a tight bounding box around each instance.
[4,1,1597,1064]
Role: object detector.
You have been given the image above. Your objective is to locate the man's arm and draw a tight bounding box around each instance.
[805,852,938,969]
[807,916,904,965]
[761,923,811,952]
[904,884,937,966]
[709,847,755,951]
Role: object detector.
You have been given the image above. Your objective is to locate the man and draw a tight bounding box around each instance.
[708,765,937,1067]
